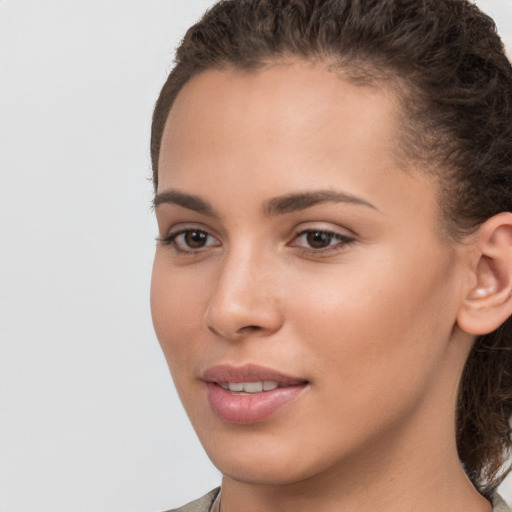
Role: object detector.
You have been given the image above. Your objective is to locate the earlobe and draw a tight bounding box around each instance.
[457,212,512,336]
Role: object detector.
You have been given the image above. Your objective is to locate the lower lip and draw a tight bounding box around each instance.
[205,382,307,424]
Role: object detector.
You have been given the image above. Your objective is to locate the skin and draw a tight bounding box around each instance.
[151,60,496,512]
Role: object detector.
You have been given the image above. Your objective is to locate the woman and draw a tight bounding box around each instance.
[150,1,512,511]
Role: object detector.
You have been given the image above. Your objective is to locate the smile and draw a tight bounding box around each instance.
[202,365,309,424]
[218,381,280,393]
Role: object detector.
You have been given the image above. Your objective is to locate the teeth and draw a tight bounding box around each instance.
[220,381,279,393]
[263,381,279,391]
[244,381,263,392]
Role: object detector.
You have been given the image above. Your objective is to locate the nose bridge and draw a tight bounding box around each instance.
[205,240,282,339]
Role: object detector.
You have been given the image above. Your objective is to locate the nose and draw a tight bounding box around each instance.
[204,249,284,341]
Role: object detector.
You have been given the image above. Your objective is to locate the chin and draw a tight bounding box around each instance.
[198,427,349,488]
[213,455,315,487]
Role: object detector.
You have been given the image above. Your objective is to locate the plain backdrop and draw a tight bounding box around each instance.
[0,1,511,511]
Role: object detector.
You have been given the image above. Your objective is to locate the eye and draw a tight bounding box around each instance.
[290,229,354,251]
[159,228,220,253]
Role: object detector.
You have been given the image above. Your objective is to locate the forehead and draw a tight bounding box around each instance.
[159,59,403,176]
[157,60,437,226]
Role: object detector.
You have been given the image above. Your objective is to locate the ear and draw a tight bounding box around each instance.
[457,212,512,335]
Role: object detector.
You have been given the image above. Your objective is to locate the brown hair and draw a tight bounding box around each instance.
[151,0,512,495]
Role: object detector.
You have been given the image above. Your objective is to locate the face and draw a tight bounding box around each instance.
[151,60,469,487]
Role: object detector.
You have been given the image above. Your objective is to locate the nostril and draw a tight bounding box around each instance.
[206,323,262,338]
[207,324,221,336]
[238,325,262,333]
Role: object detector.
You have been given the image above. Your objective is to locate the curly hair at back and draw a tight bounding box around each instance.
[151,0,512,496]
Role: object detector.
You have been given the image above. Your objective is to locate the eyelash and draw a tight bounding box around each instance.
[158,227,354,255]
[158,228,220,254]
[290,229,354,253]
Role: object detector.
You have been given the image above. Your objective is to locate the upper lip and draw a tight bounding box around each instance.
[201,364,307,385]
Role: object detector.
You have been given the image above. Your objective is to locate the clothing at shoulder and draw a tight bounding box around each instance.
[167,488,511,512]
[493,494,512,512]
[165,488,220,512]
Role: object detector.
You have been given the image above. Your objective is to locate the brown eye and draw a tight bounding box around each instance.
[306,231,333,248]
[290,229,354,252]
[161,228,220,253]
[184,230,209,248]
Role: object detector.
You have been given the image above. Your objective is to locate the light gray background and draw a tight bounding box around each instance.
[0,1,511,511]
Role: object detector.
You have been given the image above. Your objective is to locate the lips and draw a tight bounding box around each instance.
[202,364,308,424]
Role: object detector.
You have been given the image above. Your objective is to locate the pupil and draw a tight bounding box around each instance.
[307,231,331,248]
[185,230,207,248]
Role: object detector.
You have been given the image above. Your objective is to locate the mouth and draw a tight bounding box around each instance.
[201,364,309,424]
[201,363,307,385]
[217,380,287,394]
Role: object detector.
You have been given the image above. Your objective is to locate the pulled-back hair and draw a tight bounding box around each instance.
[151,0,512,495]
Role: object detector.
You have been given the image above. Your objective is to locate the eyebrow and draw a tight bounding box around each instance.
[263,190,377,216]
[153,189,219,217]
[153,188,377,217]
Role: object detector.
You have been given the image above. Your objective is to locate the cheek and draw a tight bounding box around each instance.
[287,244,458,398]
[150,254,208,372]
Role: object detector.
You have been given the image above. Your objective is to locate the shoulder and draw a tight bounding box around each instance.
[164,488,221,512]
[163,488,510,512]
[492,493,511,512]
